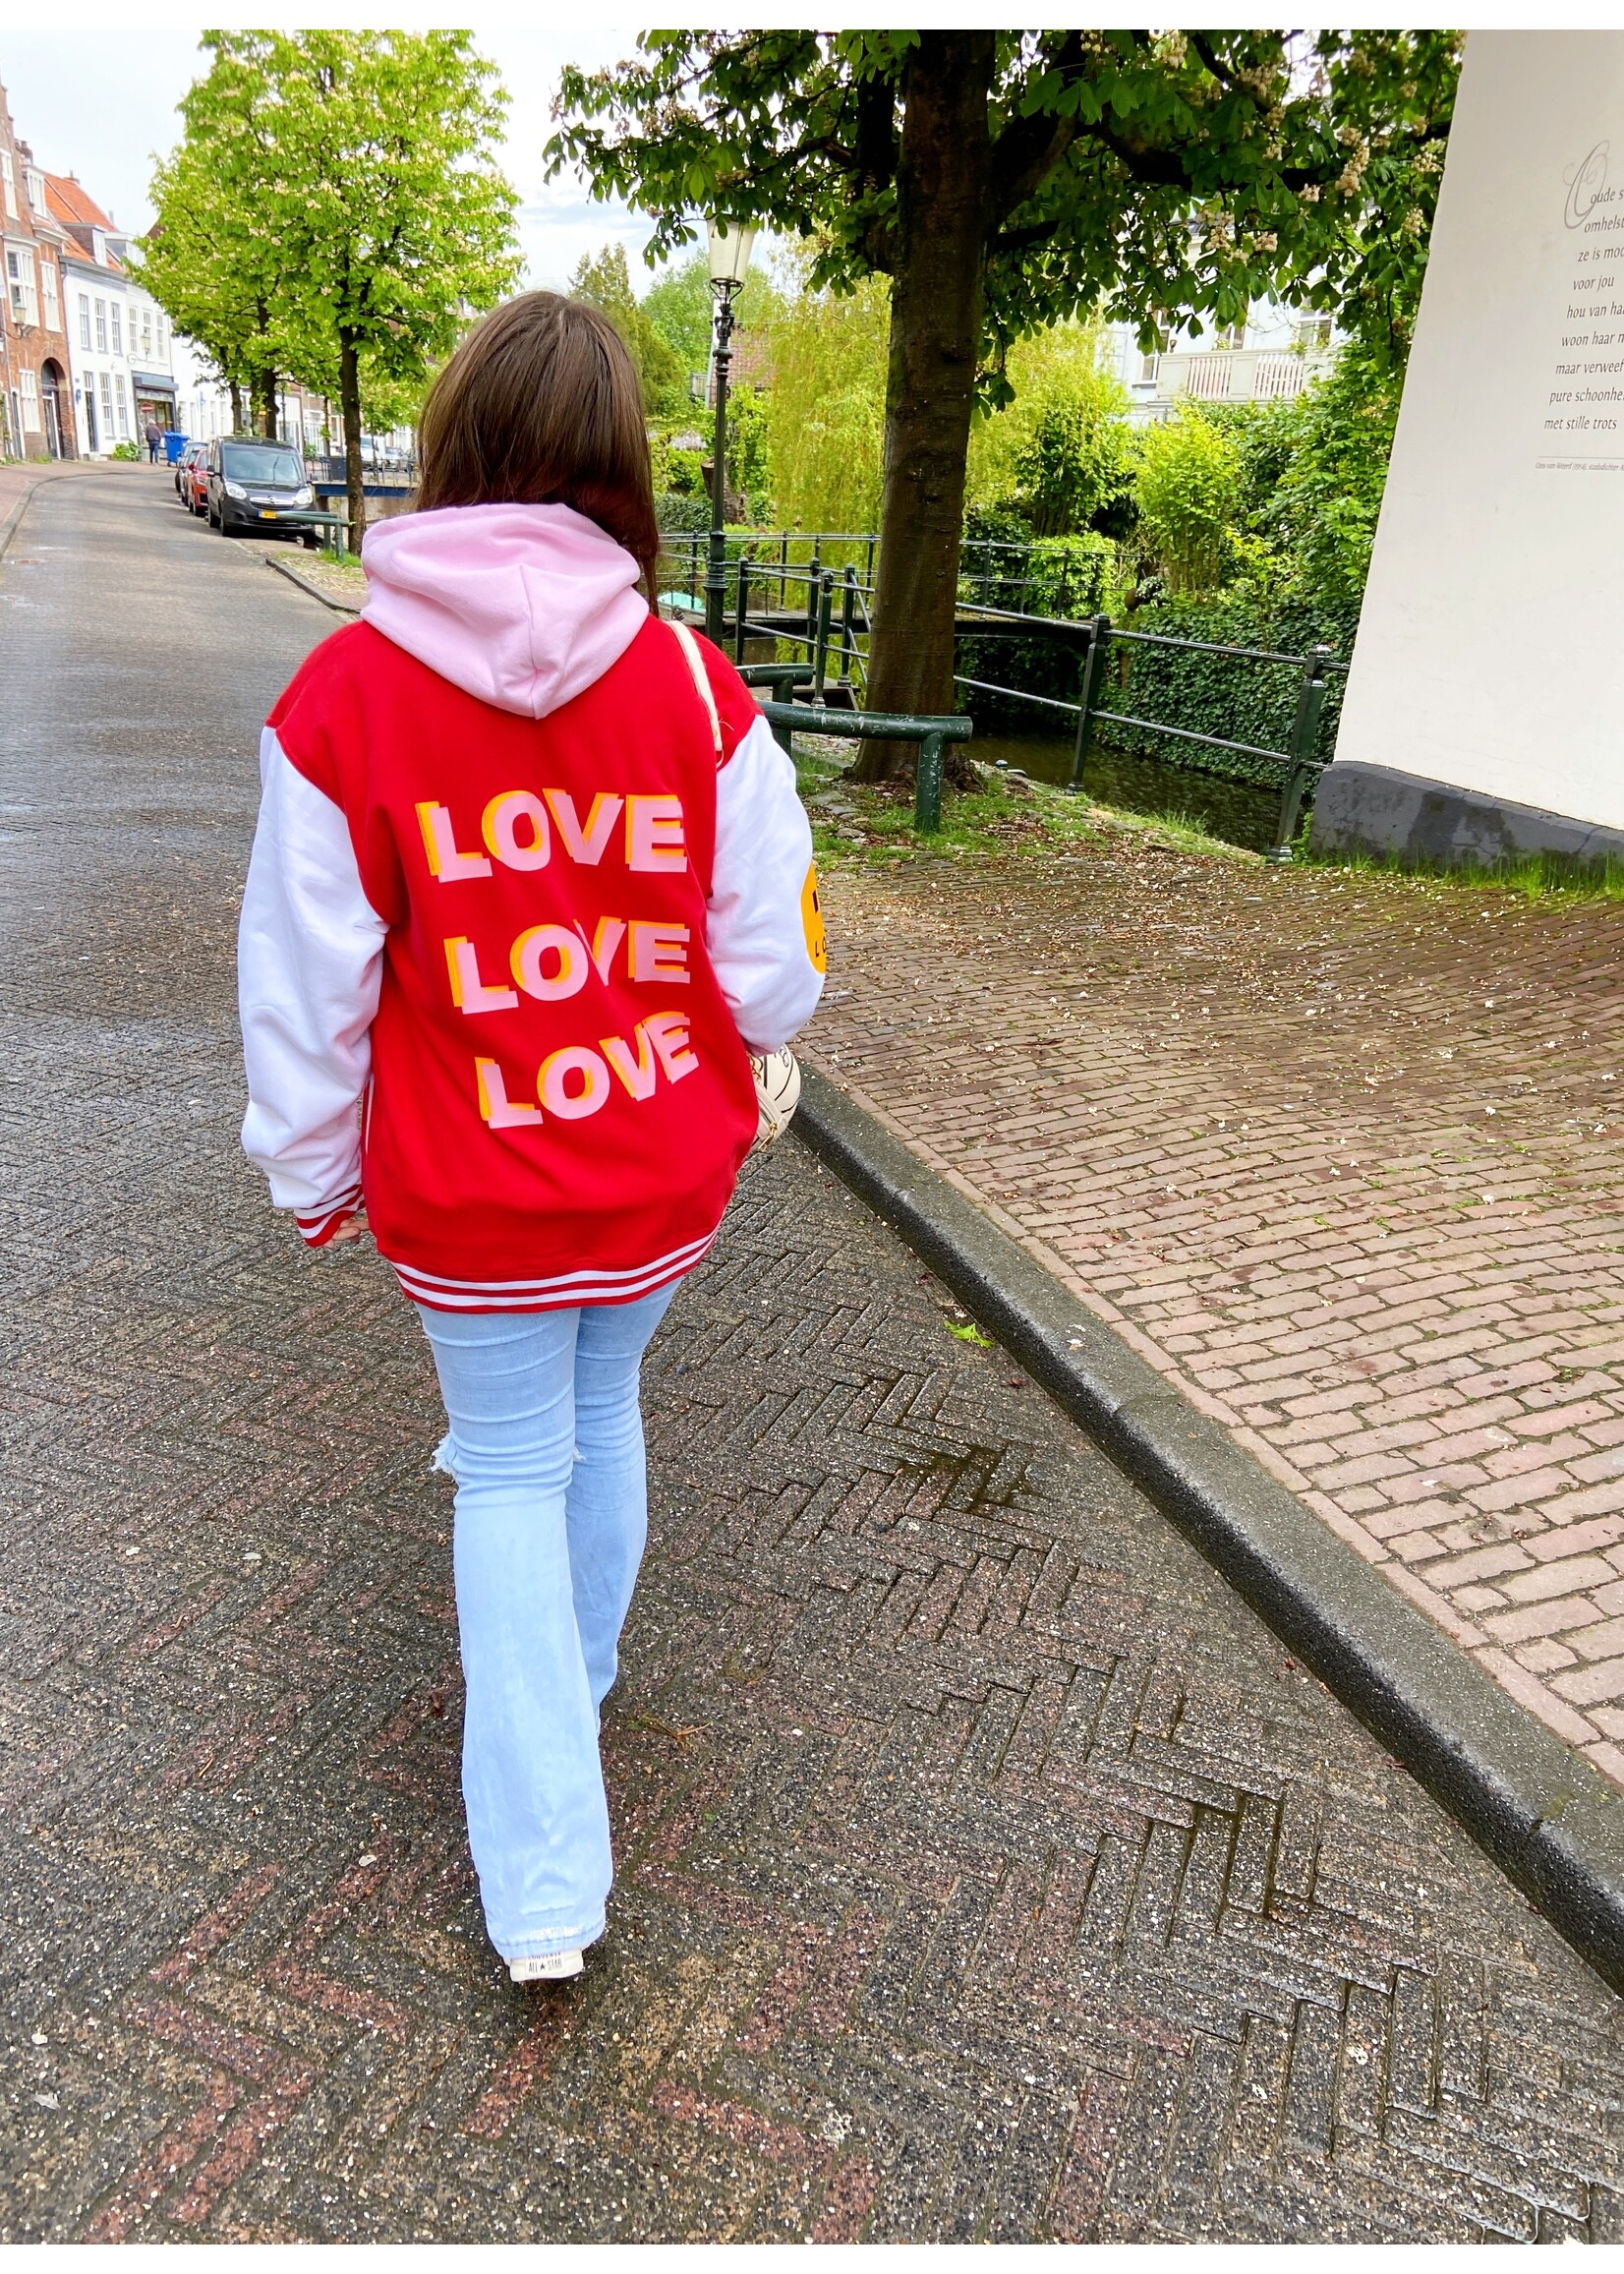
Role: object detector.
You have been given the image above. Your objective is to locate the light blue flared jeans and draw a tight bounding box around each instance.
[415,1283,676,1963]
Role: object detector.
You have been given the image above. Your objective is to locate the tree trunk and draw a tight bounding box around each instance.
[257,368,278,440]
[854,31,993,786]
[338,329,365,556]
[231,382,250,436]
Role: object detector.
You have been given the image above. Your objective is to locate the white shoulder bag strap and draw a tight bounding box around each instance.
[669,618,725,763]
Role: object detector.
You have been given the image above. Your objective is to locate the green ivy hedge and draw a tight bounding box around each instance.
[655,491,712,536]
[955,576,1361,783]
[1100,594,1360,786]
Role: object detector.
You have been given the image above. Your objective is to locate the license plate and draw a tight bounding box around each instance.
[259,509,277,519]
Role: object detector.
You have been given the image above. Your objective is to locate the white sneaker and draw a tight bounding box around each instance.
[509,1949,584,1984]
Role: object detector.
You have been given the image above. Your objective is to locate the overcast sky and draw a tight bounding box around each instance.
[0,27,677,294]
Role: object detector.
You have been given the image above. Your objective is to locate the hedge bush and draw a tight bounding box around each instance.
[1099,593,1360,786]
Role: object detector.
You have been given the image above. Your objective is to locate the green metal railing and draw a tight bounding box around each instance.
[1079,619,1342,864]
[663,531,1348,861]
[740,665,972,835]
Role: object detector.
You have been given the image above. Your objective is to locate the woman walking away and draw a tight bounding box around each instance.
[237,294,825,1984]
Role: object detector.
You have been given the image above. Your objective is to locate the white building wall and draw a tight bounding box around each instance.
[1107,303,1336,424]
[1328,30,1624,843]
[125,281,175,428]
[62,253,134,456]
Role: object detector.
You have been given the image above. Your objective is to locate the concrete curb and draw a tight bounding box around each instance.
[262,553,360,615]
[793,1063,1624,1995]
[0,467,61,561]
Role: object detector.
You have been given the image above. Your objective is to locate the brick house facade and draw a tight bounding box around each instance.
[0,76,78,459]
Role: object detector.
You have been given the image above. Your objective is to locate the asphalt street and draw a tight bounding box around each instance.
[0,466,1620,2242]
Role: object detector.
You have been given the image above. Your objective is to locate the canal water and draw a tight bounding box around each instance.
[969,730,1283,855]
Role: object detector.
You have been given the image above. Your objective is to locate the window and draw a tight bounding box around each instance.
[19,367,39,429]
[154,310,165,353]
[1137,349,1160,384]
[1294,314,1333,354]
[40,261,58,331]
[6,246,38,327]
[0,154,16,222]
[98,371,112,441]
[23,166,43,215]
[94,299,106,351]
[221,441,303,487]
[78,293,90,350]
[115,373,129,437]
[110,302,122,355]
[1214,321,1247,351]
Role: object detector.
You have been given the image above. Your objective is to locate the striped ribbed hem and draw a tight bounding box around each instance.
[387,1228,720,1312]
[296,1184,364,1248]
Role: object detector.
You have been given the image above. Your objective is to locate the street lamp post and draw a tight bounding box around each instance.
[704,219,756,646]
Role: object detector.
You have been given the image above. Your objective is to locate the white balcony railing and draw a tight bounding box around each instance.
[1181,352,1233,401]
[1253,353,1307,400]
[1160,346,1327,410]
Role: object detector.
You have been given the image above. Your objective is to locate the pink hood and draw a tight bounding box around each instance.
[359,501,648,719]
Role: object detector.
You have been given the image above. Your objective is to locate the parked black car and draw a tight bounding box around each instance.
[204,437,321,546]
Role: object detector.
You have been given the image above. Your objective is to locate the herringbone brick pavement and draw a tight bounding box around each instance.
[810,850,1624,1790]
[0,472,1620,2242]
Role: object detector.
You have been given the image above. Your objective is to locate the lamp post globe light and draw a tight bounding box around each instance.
[704,218,756,644]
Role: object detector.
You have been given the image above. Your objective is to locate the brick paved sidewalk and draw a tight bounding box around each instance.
[810,837,1624,1792]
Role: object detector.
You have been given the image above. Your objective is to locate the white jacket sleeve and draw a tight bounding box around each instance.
[707,712,826,1052]
[239,727,386,1244]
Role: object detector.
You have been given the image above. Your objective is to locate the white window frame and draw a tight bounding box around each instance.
[0,155,16,223]
[19,366,39,429]
[115,373,129,437]
[23,166,43,216]
[110,301,122,355]
[94,298,106,351]
[6,244,38,328]
[78,292,90,350]
[40,259,58,331]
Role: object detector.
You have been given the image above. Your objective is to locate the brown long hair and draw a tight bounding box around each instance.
[415,292,660,599]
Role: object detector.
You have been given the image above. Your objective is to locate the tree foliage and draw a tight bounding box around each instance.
[143,30,521,544]
[551,31,1459,376]
[1244,345,1403,608]
[550,29,1458,759]
[965,321,1135,539]
[1133,407,1245,599]
[762,270,891,535]
[140,134,283,424]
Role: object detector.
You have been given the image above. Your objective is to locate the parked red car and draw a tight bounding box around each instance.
[178,442,208,517]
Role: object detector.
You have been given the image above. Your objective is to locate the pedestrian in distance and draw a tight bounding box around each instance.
[144,418,162,464]
[237,293,826,1984]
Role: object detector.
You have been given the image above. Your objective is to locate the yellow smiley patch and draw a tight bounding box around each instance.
[800,862,827,973]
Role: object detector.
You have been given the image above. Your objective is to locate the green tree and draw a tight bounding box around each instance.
[140,129,287,435]
[551,30,1458,781]
[723,380,773,516]
[156,32,521,551]
[643,253,712,375]
[763,270,891,536]
[1133,405,1244,598]
[963,321,1136,539]
[570,242,684,412]
[1253,346,1403,609]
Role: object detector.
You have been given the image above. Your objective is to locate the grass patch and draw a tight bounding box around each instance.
[1298,840,1624,904]
[800,748,1256,868]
